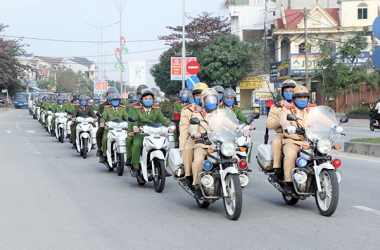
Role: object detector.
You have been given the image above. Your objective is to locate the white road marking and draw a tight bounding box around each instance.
[4,130,12,133]
[353,206,380,216]
[15,124,21,131]
[25,130,35,133]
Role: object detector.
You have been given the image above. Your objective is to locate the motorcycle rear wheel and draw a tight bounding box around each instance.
[223,174,243,220]
[82,139,88,159]
[59,128,64,143]
[282,194,299,205]
[153,158,166,193]
[116,153,124,176]
[315,169,339,216]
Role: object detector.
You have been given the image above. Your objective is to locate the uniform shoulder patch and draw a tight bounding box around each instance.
[307,103,316,107]
[183,104,192,109]
[233,104,240,108]
[135,105,142,109]
[285,105,295,109]
[174,100,181,104]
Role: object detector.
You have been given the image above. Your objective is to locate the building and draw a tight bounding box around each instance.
[65,57,98,81]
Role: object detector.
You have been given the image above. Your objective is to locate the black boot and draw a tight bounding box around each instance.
[165,169,172,177]
[99,156,106,163]
[71,144,76,149]
[96,150,102,157]
[65,134,70,139]
[124,158,131,166]
[132,168,140,178]
[192,186,202,199]
[181,176,192,187]
[284,182,294,194]
[270,170,281,182]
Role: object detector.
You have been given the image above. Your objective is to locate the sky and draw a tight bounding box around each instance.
[0,0,230,89]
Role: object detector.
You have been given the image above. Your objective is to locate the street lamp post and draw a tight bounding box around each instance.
[84,21,119,81]
[182,0,186,90]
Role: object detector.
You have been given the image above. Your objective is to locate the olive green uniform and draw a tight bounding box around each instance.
[128,105,170,168]
[125,102,139,160]
[96,101,109,150]
[71,104,97,144]
[99,104,128,157]
[51,104,67,132]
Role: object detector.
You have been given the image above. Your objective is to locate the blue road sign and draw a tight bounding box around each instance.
[373,16,380,40]
[186,75,200,90]
[372,47,380,71]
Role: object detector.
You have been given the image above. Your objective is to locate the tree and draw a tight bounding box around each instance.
[37,75,56,90]
[150,49,182,96]
[158,12,230,47]
[55,69,93,96]
[0,24,32,94]
[199,34,254,84]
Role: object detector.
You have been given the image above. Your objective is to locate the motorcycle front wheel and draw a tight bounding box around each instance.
[116,153,124,176]
[153,158,166,193]
[315,169,339,216]
[59,128,64,143]
[82,139,88,159]
[223,174,243,220]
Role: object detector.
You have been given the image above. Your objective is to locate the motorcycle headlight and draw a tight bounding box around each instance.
[221,141,236,157]
[317,138,332,154]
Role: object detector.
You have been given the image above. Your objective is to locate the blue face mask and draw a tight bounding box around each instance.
[70,97,73,101]
[143,100,153,107]
[106,95,111,101]
[194,98,201,106]
[181,97,188,102]
[111,100,119,107]
[80,101,87,107]
[94,100,100,104]
[189,98,194,104]
[137,94,142,101]
[219,95,223,102]
[295,99,308,109]
[225,100,234,107]
[58,100,63,105]
[129,98,133,103]
[51,100,55,104]
[283,92,293,101]
[76,100,80,104]
[205,101,217,111]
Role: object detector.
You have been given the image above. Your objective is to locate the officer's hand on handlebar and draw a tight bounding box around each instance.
[249,125,255,130]
[168,128,174,133]
[243,130,249,137]
[193,132,201,138]
[133,126,140,132]
[72,118,76,122]
[285,126,296,134]
[100,123,105,128]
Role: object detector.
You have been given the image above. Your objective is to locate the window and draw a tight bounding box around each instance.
[358,3,368,19]
[312,14,321,26]
[298,43,311,53]
[251,0,264,5]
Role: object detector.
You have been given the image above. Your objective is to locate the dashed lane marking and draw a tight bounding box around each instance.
[15,124,21,131]
[353,206,380,216]
[25,130,35,133]
[4,130,12,133]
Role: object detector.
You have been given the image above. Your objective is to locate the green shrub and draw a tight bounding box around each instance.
[159,97,176,118]
[346,107,371,114]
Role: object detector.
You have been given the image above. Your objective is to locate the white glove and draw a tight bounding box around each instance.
[285,126,296,134]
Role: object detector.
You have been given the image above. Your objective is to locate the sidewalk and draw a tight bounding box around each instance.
[0,106,15,114]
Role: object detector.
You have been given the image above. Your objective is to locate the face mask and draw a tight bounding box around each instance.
[58,100,63,105]
[137,94,142,101]
[70,97,73,101]
[219,95,223,102]
[295,99,308,109]
[50,100,55,104]
[205,101,217,111]
[194,98,201,106]
[106,95,111,101]
[111,100,119,107]
[189,98,194,104]
[181,97,188,102]
[94,100,100,104]
[143,100,153,107]
[225,100,234,107]
[76,100,80,104]
[80,101,87,107]
[283,92,293,101]
[129,98,133,103]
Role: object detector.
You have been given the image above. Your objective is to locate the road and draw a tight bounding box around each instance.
[0,109,379,249]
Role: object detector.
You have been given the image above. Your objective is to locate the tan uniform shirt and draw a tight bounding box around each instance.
[179,103,202,151]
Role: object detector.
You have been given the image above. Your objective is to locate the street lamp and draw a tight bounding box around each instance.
[84,21,119,81]
[182,0,186,89]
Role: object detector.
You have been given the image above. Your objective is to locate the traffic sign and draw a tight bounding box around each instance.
[373,16,380,40]
[186,61,201,75]
[372,47,380,71]
[186,76,200,90]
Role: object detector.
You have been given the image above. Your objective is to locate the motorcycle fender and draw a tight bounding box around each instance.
[80,133,89,139]
[314,163,335,192]
[219,166,239,196]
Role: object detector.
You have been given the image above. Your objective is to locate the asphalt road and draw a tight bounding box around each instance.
[0,109,379,249]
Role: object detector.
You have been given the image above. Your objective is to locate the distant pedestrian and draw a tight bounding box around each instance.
[266,99,273,116]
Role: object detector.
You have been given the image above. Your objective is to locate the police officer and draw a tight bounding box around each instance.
[96,87,119,157]
[213,85,224,105]
[71,95,97,149]
[51,95,67,136]
[99,93,128,163]
[174,88,191,114]
[179,82,208,186]
[266,80,296,181]
[128,88,173,177]
[92,95,101,111]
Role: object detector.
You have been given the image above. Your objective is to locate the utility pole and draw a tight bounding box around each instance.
[264,0,269,53]
[115,0,127,97]
[303,7,311,91]
[182,0,186,90]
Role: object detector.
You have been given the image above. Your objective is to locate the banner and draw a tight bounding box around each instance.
[239,76,264,89]
[290,53,321,75]
[270,60,290,81]
[129,60,146,86]
[94,80,108,95]
[170,57,197,81]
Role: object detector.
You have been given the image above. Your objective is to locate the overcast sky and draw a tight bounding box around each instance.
[1,0,229,88]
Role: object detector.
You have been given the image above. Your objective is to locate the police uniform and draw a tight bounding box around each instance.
[173,100,188,114]
[279,104,315,182]
[51,103,67,133]
[125,102,139,160]
[100,104,128,157]
[128,105,170,168]
[71,104,97,144]
[92,103,100,111]
[96,101,109,150]
[218,103,247,123]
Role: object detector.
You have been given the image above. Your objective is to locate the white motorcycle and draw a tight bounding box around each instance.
[54,112,68,143]
[128,117,172,193]
[101,118,128,176]
[235,114,259,163]
[74,115,95,159]
[46,110,53,134]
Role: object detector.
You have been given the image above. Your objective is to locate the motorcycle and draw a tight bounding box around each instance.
[257,106,348,216]
[98,113,128,176]
[127,116,172,193]
[54,112,68,143]
[179,108,248,220]
[74,115,96,159]
[235,114,259,164]
[46,110,53,134]
[369,108,380,131]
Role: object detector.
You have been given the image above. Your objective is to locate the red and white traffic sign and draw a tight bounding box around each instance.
[186,60,201,75]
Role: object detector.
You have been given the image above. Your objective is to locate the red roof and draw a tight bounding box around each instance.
[277,8,339,29]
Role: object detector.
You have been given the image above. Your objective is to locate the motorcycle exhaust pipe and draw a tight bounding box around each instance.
[239,174,249,187]
[201,174,214,188]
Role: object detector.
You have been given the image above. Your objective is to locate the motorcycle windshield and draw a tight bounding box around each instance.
[305,106,340,142]
[208,108,241,144]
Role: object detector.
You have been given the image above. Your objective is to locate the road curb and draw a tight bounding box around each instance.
[344,141,380,158]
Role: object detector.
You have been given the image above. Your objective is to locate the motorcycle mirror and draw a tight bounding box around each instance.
[287,114,298,121]
[296,128,305,134]
[67,110,73,115]
[163,110,169,115]
[128,116,137,122]
[246,115,255,124]
[339,115,349,124]
[96,112,103,118]
[190,117,200,125]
